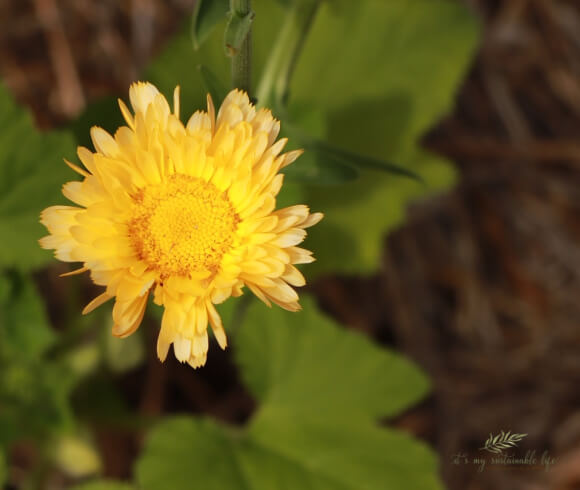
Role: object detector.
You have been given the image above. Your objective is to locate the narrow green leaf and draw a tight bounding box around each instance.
[224,10,255,57]
[283,118,421,183]
[197,65,228,106]
[191,0,230,50]
[308,139,423,182]
[303,150,458,277]
[281,151,359,185]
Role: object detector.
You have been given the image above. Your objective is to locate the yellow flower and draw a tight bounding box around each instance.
[40,82,322,368]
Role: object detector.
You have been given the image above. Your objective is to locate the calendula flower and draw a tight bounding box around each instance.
[40,82,322,368]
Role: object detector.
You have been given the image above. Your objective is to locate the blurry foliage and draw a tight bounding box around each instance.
[0,448,5,487]
[53,434,102,478]
[0,0,479,487]
[0,85,75,271]
[0,272,75,444]
[70,480,135,490]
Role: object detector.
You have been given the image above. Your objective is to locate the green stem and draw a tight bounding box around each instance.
[230,0,252,95]
[256,0,320,109]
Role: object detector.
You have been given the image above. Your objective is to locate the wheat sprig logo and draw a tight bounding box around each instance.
[480,431,527,454]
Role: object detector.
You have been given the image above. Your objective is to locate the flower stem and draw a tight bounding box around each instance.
[256,0,320,109]
[230,0,252,96]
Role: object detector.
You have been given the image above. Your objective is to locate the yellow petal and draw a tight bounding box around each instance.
[60,266,88,277]
[173,334,192,363]
[129,81,160,114]
[90,127,119,157]
[64,158,90,177]
[82,292,114,315]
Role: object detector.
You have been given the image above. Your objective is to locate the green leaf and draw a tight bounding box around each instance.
[244,417,441,490]
[288,0,477,275]
[304,151,457,276]
[237,296,428,418]
[306,139,423,182]
[0,272,55,361]
[224,9,255,57]
[279,107,359,185]
[139,415,441,490]
[291,0,480,148]
[70,480,134,490]
[281,152,359,185]
[191,0,230,50]
[0,84,76,270]
[137,418,244,490]
[137,298,440,490]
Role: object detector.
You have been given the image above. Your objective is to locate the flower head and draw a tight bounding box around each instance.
[40,82,322,368]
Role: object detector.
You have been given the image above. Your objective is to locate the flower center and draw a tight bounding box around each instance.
[128,174,239,277]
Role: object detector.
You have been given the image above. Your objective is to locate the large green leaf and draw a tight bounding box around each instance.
[243,417,441,490]
[137,298,439,490]
[138,415,441,490]
[236,297,428,419]
[288,0,478,275]
[292,0,479,149]
[0,84,76,270]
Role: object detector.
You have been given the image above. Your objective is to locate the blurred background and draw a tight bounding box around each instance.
[1,0,580,489]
